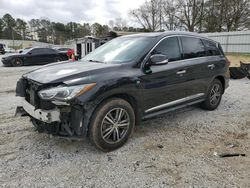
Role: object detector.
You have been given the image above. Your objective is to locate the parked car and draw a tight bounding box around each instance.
[2,47,68,66]
[0,43,6,54]
[4,47,16,53]
[15,31,230,151]
[53,47,72,53]
[18,47,32,53]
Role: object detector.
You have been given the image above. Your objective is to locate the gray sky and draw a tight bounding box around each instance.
[0,0,145,25]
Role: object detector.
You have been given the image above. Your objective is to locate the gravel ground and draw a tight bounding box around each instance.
[0,55,249,187]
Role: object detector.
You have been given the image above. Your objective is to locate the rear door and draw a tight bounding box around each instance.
[202,39,227,81]
[39,48,57,64]
[179,36,209,97]
[140,36,192,114]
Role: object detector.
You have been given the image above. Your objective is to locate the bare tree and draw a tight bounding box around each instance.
[227,0,249,31]
[108,20,114,30]
[175,0,205,31]
[162,0,182,30]
[130,0,161,31]
[203,0,249,32]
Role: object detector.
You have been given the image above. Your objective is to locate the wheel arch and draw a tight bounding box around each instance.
[12,57,24,66]
[214,75,225,93]
[95,93,141,126]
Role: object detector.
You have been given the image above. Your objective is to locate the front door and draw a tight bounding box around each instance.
[25,48,44,65]
[140,37,192,114]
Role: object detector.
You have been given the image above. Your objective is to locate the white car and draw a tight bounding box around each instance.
[4,47,16,53]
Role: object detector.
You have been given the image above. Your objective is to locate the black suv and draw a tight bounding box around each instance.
[16,32,229,151]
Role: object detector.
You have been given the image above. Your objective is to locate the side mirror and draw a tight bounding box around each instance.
[150,54,168,66]
[28,52,32,55]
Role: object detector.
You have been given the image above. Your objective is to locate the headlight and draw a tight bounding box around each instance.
[38,83,96,101]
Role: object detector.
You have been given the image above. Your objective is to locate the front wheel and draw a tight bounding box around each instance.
[89,98,135,152]
[201,79,223,110]
[12,58,23,66]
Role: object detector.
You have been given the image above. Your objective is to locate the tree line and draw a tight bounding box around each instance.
[130,0,249,32]
[0,0,248,44]
[0,14,147,45]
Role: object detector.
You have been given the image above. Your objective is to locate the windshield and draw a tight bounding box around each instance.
[82,37,154,64]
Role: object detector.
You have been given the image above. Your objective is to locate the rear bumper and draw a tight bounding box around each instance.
[16,97,61,123]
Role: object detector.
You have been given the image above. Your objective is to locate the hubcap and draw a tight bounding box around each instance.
[101,108,130,144]
[210,83,221,105]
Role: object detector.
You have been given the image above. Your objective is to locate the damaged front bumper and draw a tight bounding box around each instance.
[15,77,97,137]
[16,98,61,123]
[15,97,90,137]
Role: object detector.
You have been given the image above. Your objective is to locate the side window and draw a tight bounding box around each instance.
[181,37,206,59]
[203,40,221,56]
[30,48,42,55]
[152,37,181,62]
[40,48,55,54]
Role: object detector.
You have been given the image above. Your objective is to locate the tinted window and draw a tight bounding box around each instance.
[152,37,181,62]
[30,48,42,55]
[181,37,206,59]
[203,40,221,56]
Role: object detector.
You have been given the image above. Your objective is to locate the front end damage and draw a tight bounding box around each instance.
[15,78,95,137]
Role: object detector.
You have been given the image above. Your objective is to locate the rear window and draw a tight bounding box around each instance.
[181,37,206,59]
[203,40,221,56]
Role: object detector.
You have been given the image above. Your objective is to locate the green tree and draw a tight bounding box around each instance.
[0,18,4,38]
[2,13,16,40]
[91,23,109,37]
[16,18,28,39]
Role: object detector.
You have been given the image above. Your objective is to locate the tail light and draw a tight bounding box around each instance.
[225,57,231,66]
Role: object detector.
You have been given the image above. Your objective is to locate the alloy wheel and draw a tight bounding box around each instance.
[101,108,130,144]
[210,83,221,105]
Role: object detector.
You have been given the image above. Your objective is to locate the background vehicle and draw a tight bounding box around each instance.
[16,32,229,151]
[18,47,32,53]
[4,47,15,53]
[0,43,6,54]
[2,47,68,66]
[53,47,72,53]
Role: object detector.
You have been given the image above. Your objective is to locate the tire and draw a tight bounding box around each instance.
[12,58,23,67]
[89,98,135,152]
[54,57,62,62]
[201,79,223,111]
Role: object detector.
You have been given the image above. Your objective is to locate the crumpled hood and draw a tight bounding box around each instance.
[24,61,120,84]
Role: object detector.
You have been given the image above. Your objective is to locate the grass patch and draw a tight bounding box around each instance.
[226,53,250,67]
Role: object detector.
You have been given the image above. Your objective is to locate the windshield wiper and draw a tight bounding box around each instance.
[87,59,103,63]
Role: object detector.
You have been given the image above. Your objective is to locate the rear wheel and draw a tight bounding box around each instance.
[12,58,23,66]
[201,79,223,110]
[89,98,135,152]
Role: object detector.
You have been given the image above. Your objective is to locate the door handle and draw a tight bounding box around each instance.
[208,64,215,69]
[176,70,186,75]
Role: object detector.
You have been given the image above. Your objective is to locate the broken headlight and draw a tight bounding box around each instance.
[38,83,96,101]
